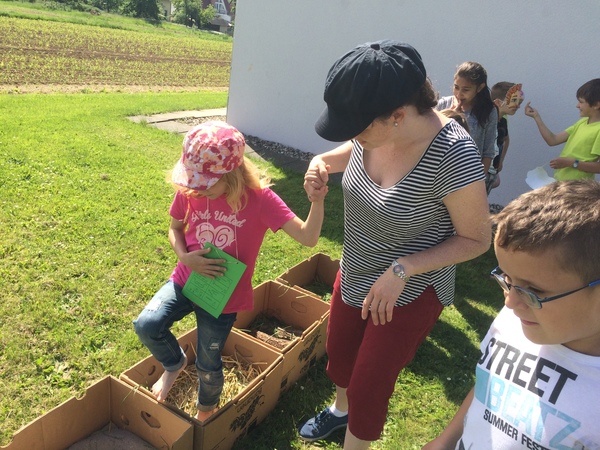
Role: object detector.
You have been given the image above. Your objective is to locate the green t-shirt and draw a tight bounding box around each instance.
[554,118,600,180]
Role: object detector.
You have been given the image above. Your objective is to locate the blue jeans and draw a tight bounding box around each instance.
[133,281,237,411]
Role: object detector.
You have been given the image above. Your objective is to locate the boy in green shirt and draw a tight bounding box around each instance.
[525,78,600,180]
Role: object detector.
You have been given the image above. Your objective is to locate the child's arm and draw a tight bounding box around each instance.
[280,190,326,247]
[550,156,600,173]
[421,388,474,450]
[305,140,353,189]
[524,102,569,146]
[481,107,499,173]
[168,218,226,278]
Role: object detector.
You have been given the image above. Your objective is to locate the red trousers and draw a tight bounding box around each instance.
[326,271,444,441]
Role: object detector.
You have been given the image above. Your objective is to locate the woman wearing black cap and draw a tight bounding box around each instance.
[298,40,491,449]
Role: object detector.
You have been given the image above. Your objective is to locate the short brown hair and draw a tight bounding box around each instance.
[576,78,600,106]
[404,78,438,114]
[491,81,516,101]
[377,78,438,120]
[494,180,600,283]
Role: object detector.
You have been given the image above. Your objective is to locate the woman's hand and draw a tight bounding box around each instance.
[361,270,406,325]
[304,157,329,188]
[179,247,227,279]
[304,157,330,201]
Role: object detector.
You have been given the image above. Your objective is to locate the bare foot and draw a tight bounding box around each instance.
[195,407,218,422]
[151,354,187,401]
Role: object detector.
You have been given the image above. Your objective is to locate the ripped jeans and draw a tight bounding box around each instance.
[133,281,237,411]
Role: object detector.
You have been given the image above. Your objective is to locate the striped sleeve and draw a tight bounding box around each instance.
[433,123,485,199]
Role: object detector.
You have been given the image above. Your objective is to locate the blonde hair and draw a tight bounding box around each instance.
[171,157,271,214]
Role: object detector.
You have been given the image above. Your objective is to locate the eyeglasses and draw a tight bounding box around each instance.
[490,266,600,309]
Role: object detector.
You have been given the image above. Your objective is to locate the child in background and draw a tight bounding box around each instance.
[437,62,498,192]
[524,78,600,180]
[487,82,524,192]
[134,121,327,422]
[423,180,600,450]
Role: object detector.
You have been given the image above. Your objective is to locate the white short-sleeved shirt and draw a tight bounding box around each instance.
[458,306,600,449]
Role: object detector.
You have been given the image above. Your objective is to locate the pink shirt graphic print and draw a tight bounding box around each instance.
[168,188,296,313]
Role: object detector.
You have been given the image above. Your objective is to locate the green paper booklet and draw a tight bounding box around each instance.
[182,242,247,318]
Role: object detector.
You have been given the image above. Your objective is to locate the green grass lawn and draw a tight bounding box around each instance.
[0,6,505,449]
[0,90,503,450]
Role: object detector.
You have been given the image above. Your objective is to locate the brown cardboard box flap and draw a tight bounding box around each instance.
[276,252,340,294]
[2,376,193,450]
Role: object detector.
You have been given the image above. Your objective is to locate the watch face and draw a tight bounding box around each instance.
[393,265,402,274]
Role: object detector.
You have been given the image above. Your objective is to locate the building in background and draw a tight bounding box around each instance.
[227,0,599,206]
[203,0,233,33]
[160,0,234,32]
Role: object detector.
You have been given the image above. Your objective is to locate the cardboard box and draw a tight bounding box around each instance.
[120,327,283,450]
[234,280,330,393]
[276,252,340,300]
[2,375,193,450]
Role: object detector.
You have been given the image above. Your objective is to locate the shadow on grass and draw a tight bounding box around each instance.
[406,247,505,404]
[233,357,343,449]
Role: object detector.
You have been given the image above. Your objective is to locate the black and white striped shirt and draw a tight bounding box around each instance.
[340,121,484,308]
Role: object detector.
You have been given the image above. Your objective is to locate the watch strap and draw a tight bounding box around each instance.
[391,260,410,282]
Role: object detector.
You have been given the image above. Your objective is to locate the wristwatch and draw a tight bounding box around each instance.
[572,159,580,168]
[391,260,410,282]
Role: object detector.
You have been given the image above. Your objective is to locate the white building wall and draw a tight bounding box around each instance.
[227,0,599,206]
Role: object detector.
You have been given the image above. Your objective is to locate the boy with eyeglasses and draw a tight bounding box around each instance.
[423,180,600,450]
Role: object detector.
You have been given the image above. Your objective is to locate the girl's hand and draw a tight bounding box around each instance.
[305,184,329,202]
[361,270,406,325]
[180,247,226,279]
[452,98,463,112]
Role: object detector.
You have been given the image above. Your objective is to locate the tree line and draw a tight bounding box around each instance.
[35,0,236,27]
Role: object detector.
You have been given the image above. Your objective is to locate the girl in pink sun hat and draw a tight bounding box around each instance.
[172,120,246,191]
[134,121,327,422]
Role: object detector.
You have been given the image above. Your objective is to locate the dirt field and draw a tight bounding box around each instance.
[0,16,232,89]
[0,84,228,94]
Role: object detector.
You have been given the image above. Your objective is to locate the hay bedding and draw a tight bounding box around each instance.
[243,313,303,350]
[301,280,333,302]
[165,315,302,417]
[167,352,265,417]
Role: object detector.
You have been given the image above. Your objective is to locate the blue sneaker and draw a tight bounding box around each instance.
[298,407,348,441]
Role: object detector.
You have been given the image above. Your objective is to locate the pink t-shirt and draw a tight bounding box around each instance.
[169,188,296,313]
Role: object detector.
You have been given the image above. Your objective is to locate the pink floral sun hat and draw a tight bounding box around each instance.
[172,121,245,190]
